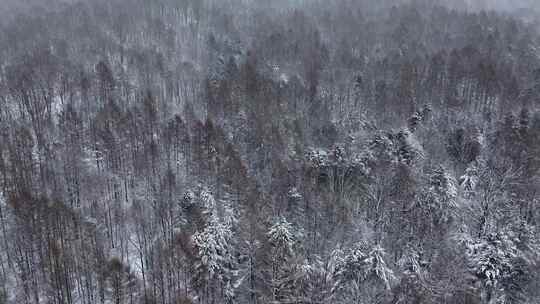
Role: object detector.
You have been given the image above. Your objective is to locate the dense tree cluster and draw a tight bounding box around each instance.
[0,0,540,303]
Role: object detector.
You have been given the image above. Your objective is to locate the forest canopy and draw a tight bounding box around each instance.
[0,0,540,304]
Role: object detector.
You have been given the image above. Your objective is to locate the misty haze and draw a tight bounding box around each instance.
[1,0,540,304]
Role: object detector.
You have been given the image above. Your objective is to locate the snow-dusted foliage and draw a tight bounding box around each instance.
[393,245,445,303]
[183,189,196,206]
[295,251,345,303]
[368,133,396,159]
[267,217,298,257]
[408,105,432,133]
[192,216,232,278]
[337,243,395,290]
[332,145,346,164]
[192,215,234,279]
[418,165,458,224]
[428,166,458,204]
[182,184,241,301]
[192,214,238,301]
[458,231,537,304]
[287,187,303,202]
[306,148,330,168]
[397,247,423,277]
[396,129,425,165]
[361,129,425,168]
[460,161,480,196]
[182,186,217,214]
[182,185,238,225]
[265,217,303,303]
[199,186,217,214]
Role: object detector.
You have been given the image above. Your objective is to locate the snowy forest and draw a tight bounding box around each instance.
[0,0,540,303]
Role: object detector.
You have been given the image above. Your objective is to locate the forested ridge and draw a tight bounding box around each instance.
[1,0,540,303]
